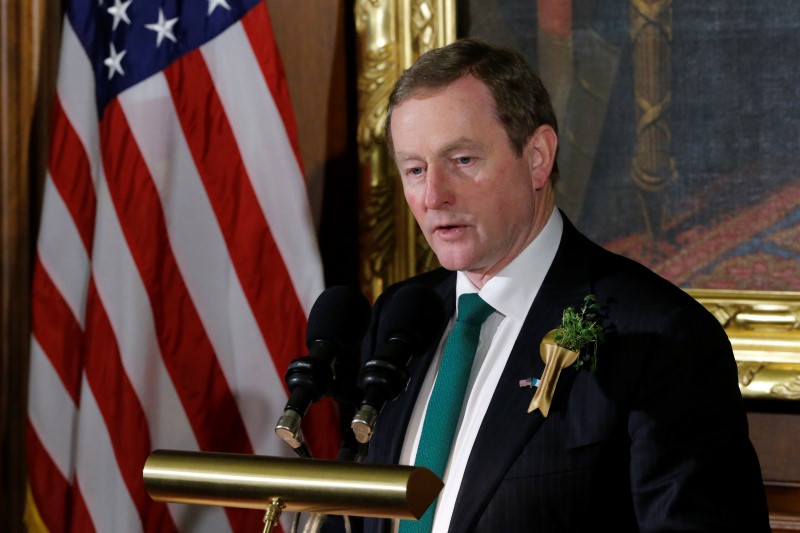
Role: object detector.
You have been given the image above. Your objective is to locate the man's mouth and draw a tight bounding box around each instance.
[433,224,467,237]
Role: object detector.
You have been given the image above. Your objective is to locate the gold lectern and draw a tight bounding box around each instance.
[143,449,443,532]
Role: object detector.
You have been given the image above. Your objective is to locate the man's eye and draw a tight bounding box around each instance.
[456,156,472,165]
[408,167,424,176]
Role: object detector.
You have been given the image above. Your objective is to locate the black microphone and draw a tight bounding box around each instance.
[351,284,447,444]
[275,285,371,457]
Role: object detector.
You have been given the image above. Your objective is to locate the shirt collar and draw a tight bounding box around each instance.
[456,208,563,321]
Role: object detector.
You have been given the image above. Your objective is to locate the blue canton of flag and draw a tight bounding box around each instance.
[73,0,261,112]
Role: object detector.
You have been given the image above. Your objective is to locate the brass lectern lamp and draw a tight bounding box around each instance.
[143,450,442,533]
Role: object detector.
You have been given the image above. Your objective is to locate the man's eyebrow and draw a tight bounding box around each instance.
[395,151,421,162]
[439,137,481,154]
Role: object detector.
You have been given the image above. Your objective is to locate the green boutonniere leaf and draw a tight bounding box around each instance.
[552,294,605,372]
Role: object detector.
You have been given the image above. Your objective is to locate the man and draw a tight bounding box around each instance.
[359,38,769,532]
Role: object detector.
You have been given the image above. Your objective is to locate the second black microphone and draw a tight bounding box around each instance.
[351,283,447,444]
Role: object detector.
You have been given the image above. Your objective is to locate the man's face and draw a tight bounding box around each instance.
[390,75,553,285]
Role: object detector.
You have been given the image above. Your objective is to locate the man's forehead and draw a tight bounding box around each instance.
[394,136,483,159]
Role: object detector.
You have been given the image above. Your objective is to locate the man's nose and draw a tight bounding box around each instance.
[424,164,454,209]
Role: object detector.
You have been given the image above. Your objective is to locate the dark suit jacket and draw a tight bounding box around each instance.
[355,215,769,532]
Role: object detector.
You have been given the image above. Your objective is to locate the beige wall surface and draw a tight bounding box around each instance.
[268,0,350,229]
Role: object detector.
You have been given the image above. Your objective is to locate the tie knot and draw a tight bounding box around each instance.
[456,293,495,326]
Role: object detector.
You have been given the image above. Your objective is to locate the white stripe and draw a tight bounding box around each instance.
[90,164,232,532]
[57,17,101,184]
[118,72,296,459]
[74,379,143,533]
[36,15,154,533]
[28,14,90,524]
[63,19,233,523]
[36,175,90,327]
[201,21,324,316]
[91,161,197,450]
[27,337,77,479]
[58,19,225,532]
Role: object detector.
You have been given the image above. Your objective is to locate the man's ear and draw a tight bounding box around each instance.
[526,124,558,189]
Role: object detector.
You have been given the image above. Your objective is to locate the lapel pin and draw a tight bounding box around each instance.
[519,377,541,388]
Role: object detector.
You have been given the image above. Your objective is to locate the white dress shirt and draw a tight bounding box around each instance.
[393,208,563,533]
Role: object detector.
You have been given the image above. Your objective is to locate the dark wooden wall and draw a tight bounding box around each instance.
[268,0,360,290]
[1,0,60,530]
[749,406,800,531]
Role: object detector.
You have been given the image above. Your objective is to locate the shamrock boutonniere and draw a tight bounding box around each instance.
[526,294,605,417]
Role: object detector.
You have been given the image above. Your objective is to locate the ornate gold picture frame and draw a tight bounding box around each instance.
[353,0,800,401]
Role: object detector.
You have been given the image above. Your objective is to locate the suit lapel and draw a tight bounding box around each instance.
[449,217,595,532]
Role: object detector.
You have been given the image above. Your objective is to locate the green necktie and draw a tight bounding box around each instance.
[399,293,495,533]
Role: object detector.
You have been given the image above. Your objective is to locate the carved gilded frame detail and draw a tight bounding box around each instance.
[354,0,454,300]
[353,0,800,401]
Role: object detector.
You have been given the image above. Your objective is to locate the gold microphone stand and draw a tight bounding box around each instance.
[143,449,443,532]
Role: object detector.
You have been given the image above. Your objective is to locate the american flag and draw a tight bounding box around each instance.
[25,0,338,531]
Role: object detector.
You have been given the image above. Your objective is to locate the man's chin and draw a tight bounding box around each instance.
[431,251,475,273]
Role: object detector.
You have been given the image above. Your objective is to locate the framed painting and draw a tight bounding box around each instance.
[353,0,800,401]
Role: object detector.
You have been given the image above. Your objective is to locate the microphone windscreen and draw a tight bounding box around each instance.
[376,284,447,353]
[306,285,372,350]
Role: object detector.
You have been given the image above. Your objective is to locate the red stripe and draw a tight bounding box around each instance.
[98,99,253,457]
[68,483,98,533]
[240,3,303,169]
[225,508,267,533]
[162,49,308,391]
[163,46,339,460]
[82,281,177,532]
[240,7,342,459]
[26,422,72,533]
[47,95,97,251]
[301,397,340,459]
[30,255,83,403]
